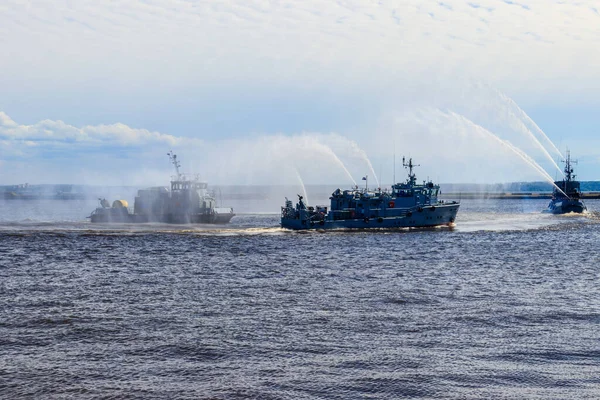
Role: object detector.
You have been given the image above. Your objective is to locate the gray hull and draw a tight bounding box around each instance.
[282,204,458,230]
[90,209,235,224]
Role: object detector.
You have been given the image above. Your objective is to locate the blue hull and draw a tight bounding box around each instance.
[547,201,586,214]
[281,157,459,231]
[546,198,586,215]
[282,204,459,230]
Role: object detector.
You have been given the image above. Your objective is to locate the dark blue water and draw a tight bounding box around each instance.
[1,199,600,399]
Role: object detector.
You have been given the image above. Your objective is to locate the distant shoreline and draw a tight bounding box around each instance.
[443,192,600,200]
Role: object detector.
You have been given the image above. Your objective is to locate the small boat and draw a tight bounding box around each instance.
[546,151,586,214]
[281,157,459,230]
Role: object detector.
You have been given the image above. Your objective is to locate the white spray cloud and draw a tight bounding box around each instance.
[193,133,359,186]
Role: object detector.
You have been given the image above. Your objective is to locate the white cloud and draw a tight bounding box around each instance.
[0,111,186,146]
[0,111,209,185]
[0,112,18,128]
[1,1,599,100]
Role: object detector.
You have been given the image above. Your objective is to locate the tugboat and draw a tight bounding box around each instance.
[281,157,459,230]
[89,151,235,224]
[546,151,587,214]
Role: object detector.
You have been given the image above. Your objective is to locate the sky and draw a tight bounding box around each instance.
[1,0,600,186]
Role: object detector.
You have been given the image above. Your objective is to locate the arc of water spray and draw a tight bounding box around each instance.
[346,140,380,187]
[319,134,379,187]
[363,155,380,188]
[312,141,357,186]
[293,167,309,206]
[519,122,564,178]
[495,89,565,160]
[498,139,569,198]
[448,111,569,198]
[456,85,563,176]
[498,98,564,176]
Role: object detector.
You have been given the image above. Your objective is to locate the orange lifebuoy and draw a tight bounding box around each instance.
[388,201,395,208]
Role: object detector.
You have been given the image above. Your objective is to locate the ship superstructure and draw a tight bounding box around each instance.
[90,152,235,224]
[281,157,459,230]
[546,151,586,214]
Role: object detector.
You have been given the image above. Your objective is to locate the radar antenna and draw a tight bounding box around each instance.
[402,157,419,185]
[167,150,182,180]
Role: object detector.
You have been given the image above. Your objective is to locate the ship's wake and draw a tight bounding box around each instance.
[163,227,287,236]
[582,210,600,221]
[455,210,598,233]
[0,221,288,237]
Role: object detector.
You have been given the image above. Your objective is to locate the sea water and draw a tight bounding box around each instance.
[1,198,599,399]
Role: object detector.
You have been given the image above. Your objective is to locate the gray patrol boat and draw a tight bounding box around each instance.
[90,152,235,224]
[281,157,459,230]
[546,151,586,214]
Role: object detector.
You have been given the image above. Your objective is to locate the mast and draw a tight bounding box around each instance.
[403,157,419,185]
[393,151,396,184]
[563,150,576,183]
[559,150,578,199]
[167,150,182,180]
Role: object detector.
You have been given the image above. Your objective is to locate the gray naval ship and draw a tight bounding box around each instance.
[281,157,459,230]
[546,151,586,214]
[90,152,235,224]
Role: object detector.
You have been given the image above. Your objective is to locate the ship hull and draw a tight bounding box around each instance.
[89,152,235,225]
[90,210,235,224]
[281,204,459,230]
[546,199,586,215]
